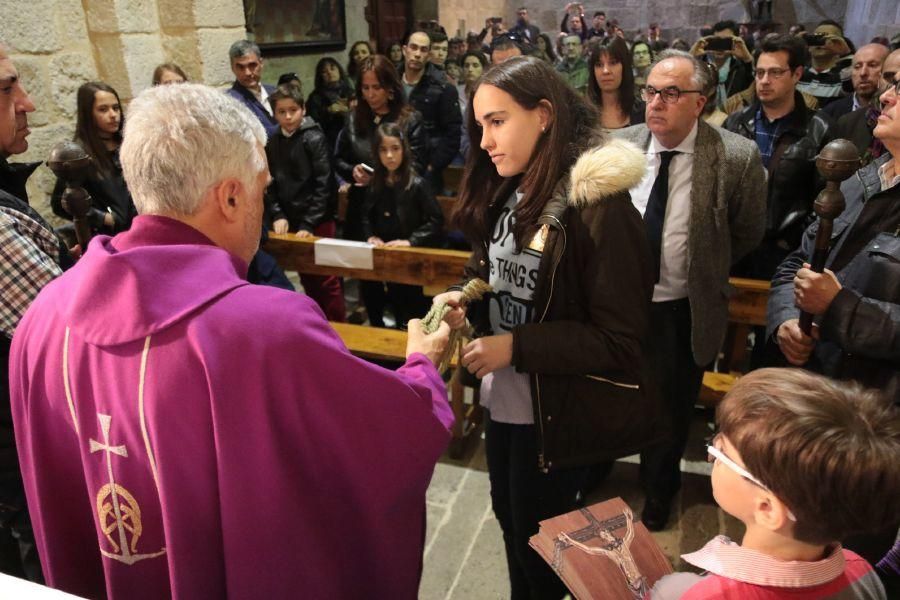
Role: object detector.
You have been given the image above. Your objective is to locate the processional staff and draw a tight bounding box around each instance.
[798,139,860,336]
[48,141,94,251]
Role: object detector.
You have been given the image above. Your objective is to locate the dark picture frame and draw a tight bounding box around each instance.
[243,0,347,54]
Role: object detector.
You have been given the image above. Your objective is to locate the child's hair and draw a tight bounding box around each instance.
[371,121,412,193]
[268,82,305,111]
[151,62,188,85]
[716,368,900,545]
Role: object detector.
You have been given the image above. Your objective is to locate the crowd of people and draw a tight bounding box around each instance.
[0,4,899,600]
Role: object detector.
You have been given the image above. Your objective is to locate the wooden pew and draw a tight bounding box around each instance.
[265,235,770,411]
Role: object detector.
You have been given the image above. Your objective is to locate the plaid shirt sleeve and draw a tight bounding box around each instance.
[0,208,63,338]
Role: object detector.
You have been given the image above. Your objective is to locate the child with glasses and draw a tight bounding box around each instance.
[651,368,899,599]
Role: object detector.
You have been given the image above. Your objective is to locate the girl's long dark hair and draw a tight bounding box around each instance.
[347,40,374,80]
[455,56,601,250]
[314,57,350,92]
[587,37,635,112]
[353,55,413,138]
[74,81,123,178]
[371,121,412,193]
[537,33,557,63]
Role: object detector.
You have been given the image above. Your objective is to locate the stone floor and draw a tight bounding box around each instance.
[419,408,743,600]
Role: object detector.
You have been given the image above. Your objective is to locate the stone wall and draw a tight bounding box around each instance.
[0,0,246,221]
[438,0,510,39]
[843,0,900,47]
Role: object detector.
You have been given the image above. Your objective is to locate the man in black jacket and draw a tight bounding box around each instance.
[0,44,66,582]
[401,30,462,193]
[821,44,889,121]
[768,77,900,574]
[724,34,832,281]
[511,7,540,45]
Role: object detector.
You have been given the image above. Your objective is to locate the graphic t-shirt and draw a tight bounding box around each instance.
[480,192,543,424]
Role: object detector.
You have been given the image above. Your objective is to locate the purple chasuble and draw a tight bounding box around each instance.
[9,215,453,599]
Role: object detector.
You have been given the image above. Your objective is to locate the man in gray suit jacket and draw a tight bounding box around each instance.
[614,50,766,530]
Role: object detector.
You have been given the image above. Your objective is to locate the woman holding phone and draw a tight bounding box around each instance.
[433,57,659,599]
[334,55,428,240]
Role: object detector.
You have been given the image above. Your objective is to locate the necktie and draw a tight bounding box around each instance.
[643,150,679,283]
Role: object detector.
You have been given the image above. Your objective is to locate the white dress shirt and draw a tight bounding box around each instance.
[629,121,698,302]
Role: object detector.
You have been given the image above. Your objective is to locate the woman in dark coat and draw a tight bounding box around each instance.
[51,82,136,235]
[305,57,354,151]
[334,55,428,241]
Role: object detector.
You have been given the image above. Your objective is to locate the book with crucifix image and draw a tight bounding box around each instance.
[529,497,673,600]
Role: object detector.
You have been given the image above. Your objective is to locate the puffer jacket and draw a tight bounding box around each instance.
[456,138,667,470]
[768,153,900,402]
[724,91,832,277]
[361,173,443,247]
[265,116,336,232]
[404,64,462,173]
[335,110,429,240]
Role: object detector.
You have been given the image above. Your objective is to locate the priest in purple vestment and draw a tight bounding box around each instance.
[8,83,454,599]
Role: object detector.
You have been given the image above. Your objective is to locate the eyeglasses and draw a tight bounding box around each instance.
[641,85,703,104]
[706,436,797,521]
[754,67,791,80]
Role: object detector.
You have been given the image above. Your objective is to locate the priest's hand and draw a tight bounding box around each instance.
[794,263,841,315]
[776,318,815,366]
[461,334,513,379]
[432,291,467,330]
[273,219,289,235]
[406,318,450,366]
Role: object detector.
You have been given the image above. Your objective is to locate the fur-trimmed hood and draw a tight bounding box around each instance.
[568,138,646,208]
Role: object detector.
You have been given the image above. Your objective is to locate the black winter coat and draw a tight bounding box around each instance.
[265,117,336,232]
[51,146,136,235]
[404,64,462,173]
[361,174,443,247]
[306,81,354,150]
[335,111,429,240]
[768,154,900,402]
[454,139,664,470]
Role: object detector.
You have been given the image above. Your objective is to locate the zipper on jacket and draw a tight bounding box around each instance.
[535,213,566,472]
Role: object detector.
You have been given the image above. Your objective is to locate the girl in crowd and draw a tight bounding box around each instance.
[51,82,136,235]
[360,122,443,328]
[305,57,354,150]
[587,37,646,130]
[151,63,187,85]
[535,33,558,64]
[631,40,653,89]
[387,41,404,71]
[444,59,462,86]
[346,40,373,84]
[459,51,488,114]
[434,56,655,599]
[335,55,428,241]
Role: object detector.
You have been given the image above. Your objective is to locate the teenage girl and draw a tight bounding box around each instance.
[433,56,658,599]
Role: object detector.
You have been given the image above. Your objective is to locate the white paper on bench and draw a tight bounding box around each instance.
[314,238,375,270]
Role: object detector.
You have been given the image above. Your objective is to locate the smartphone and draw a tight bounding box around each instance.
[360,163,375,173]
[803,33,826,47]
[491,17,502,24]
[705,37,734,52]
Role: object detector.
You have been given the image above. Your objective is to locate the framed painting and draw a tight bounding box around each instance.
[243,0,347,54]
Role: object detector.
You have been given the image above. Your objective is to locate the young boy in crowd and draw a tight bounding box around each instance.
[651,368,899,599]
[265,82,346,321]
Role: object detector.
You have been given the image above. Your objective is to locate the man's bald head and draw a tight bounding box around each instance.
[851,44,890,100]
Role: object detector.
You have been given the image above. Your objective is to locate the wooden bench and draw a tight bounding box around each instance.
[265,235,769,415]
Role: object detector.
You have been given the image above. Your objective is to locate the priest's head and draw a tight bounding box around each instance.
[120,83,269,264]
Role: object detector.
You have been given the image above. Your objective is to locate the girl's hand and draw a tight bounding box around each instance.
[432,291,467,330]
[352,164,373,186]
[273,219,290,235]
[295,229,313,238]
[384,239,411,247]
[367,236,384,247]
[461,335,513,378]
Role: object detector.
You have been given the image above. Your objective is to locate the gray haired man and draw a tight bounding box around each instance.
[614,49,766,530]
[226,39,277,136]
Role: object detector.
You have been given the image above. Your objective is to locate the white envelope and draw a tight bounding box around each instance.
[313,238,375,270]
